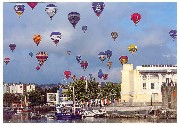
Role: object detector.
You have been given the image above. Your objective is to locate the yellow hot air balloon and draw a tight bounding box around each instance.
[128,44,137,54]
[33,34,42,46]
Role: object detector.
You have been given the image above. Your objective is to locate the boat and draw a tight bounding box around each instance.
[55,86,83,120]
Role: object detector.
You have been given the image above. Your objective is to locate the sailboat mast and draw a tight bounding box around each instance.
[73,86,76,114]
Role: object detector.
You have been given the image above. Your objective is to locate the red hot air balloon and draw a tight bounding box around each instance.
[119,56,128,65]
[27,2,38,10]
[36,52,48,66]
[80,76,86,81]
[64,70,71,80]
[4,58,10,65]
[80,61,88,71]
[36,65,40,70]
[131,13,141,25]
[103,74,108,80]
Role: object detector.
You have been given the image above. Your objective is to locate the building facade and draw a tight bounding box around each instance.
[121,64,177,106]
[3,83,36,94]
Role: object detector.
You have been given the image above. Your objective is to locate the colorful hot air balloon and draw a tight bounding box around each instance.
[9,43,16,52]
[107,61,112,69]
[33,34,42,46]
[128,44,137,54]
[80,76,86,81]
[98,52,107,62]
[80,61,88,71]
[76,55,82,63]
[98,69,103,79]
[92,2,105,18]
[68,12,80,29]
[36,65,40,70]
[119,56,128,65]
[50,32,62,46]
[169,30,177,41]
[82,26,87,33]
[36,52,48,66]
[45,4,58,20]
[27,2,38,10]
[111,32,118,41]
[64,70,71,80]
[103,74,108,80]
[71,75,76,81]
[105,50,112,61]
[131,13,141,25]
[29,52,33,57]
[4,58,10,65]
[14,4,25,18]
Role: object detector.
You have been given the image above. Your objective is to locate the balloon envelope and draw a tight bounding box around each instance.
[14,4,25,17]
[9,43,16,52]
[92,2,105,17]
[27,2,38,10]
[36,52,48,66]
[4,58,10,65]
[45,4,58,20]
[131,13,141,25]
[68,12,80,29]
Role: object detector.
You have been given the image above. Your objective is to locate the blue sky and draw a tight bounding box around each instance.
[3,2,177,84]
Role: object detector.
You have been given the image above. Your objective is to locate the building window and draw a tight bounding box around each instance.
[151,83,154,89]
[143,83,146,89]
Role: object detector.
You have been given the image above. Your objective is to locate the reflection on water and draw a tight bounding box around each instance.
[4,113,177,123]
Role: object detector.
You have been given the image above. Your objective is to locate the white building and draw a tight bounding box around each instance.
[121,64,177,105]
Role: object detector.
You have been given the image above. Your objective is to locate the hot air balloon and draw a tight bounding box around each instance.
[33,34,42,46]
[82,26,87,33]
[36,52,48,66]
[64,70,71,80]
[131,13,141,25]
[68,12,80,29]
[98,52,106,62]
[67,50,71,55]
[119,56,128,65]
[98,69,103,79]
[4,58,10,65]
[103,74,108,80]
[105,50,112,60]
[9,43,16,52]
[14,4,25,18]
[92,2,105,18]
[45,4,58,20]
[27,2,38,10]
[80,76,86,81]
[80,61,88,71]
[169,30,177,41]
[76,55,82,63]
[128,44,137,54]
[36,65,40,70]
[71,75,76,81]
[111,32,118,41]
[50,32,62,46]
[107,61,112,69]
[29,52,33,57]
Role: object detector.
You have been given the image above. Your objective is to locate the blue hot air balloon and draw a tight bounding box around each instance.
[98,52,106,62]
[29,52,33,57]
[98,69,103,79]
[169,30,177,41]
[76,55,82,63]
[105,50,112,61]
[82,26,87,33]
[14,4,25,18]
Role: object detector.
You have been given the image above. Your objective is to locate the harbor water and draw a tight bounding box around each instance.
[4,112,177,123]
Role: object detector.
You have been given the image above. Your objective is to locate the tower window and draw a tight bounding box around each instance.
[143,83,146,89]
